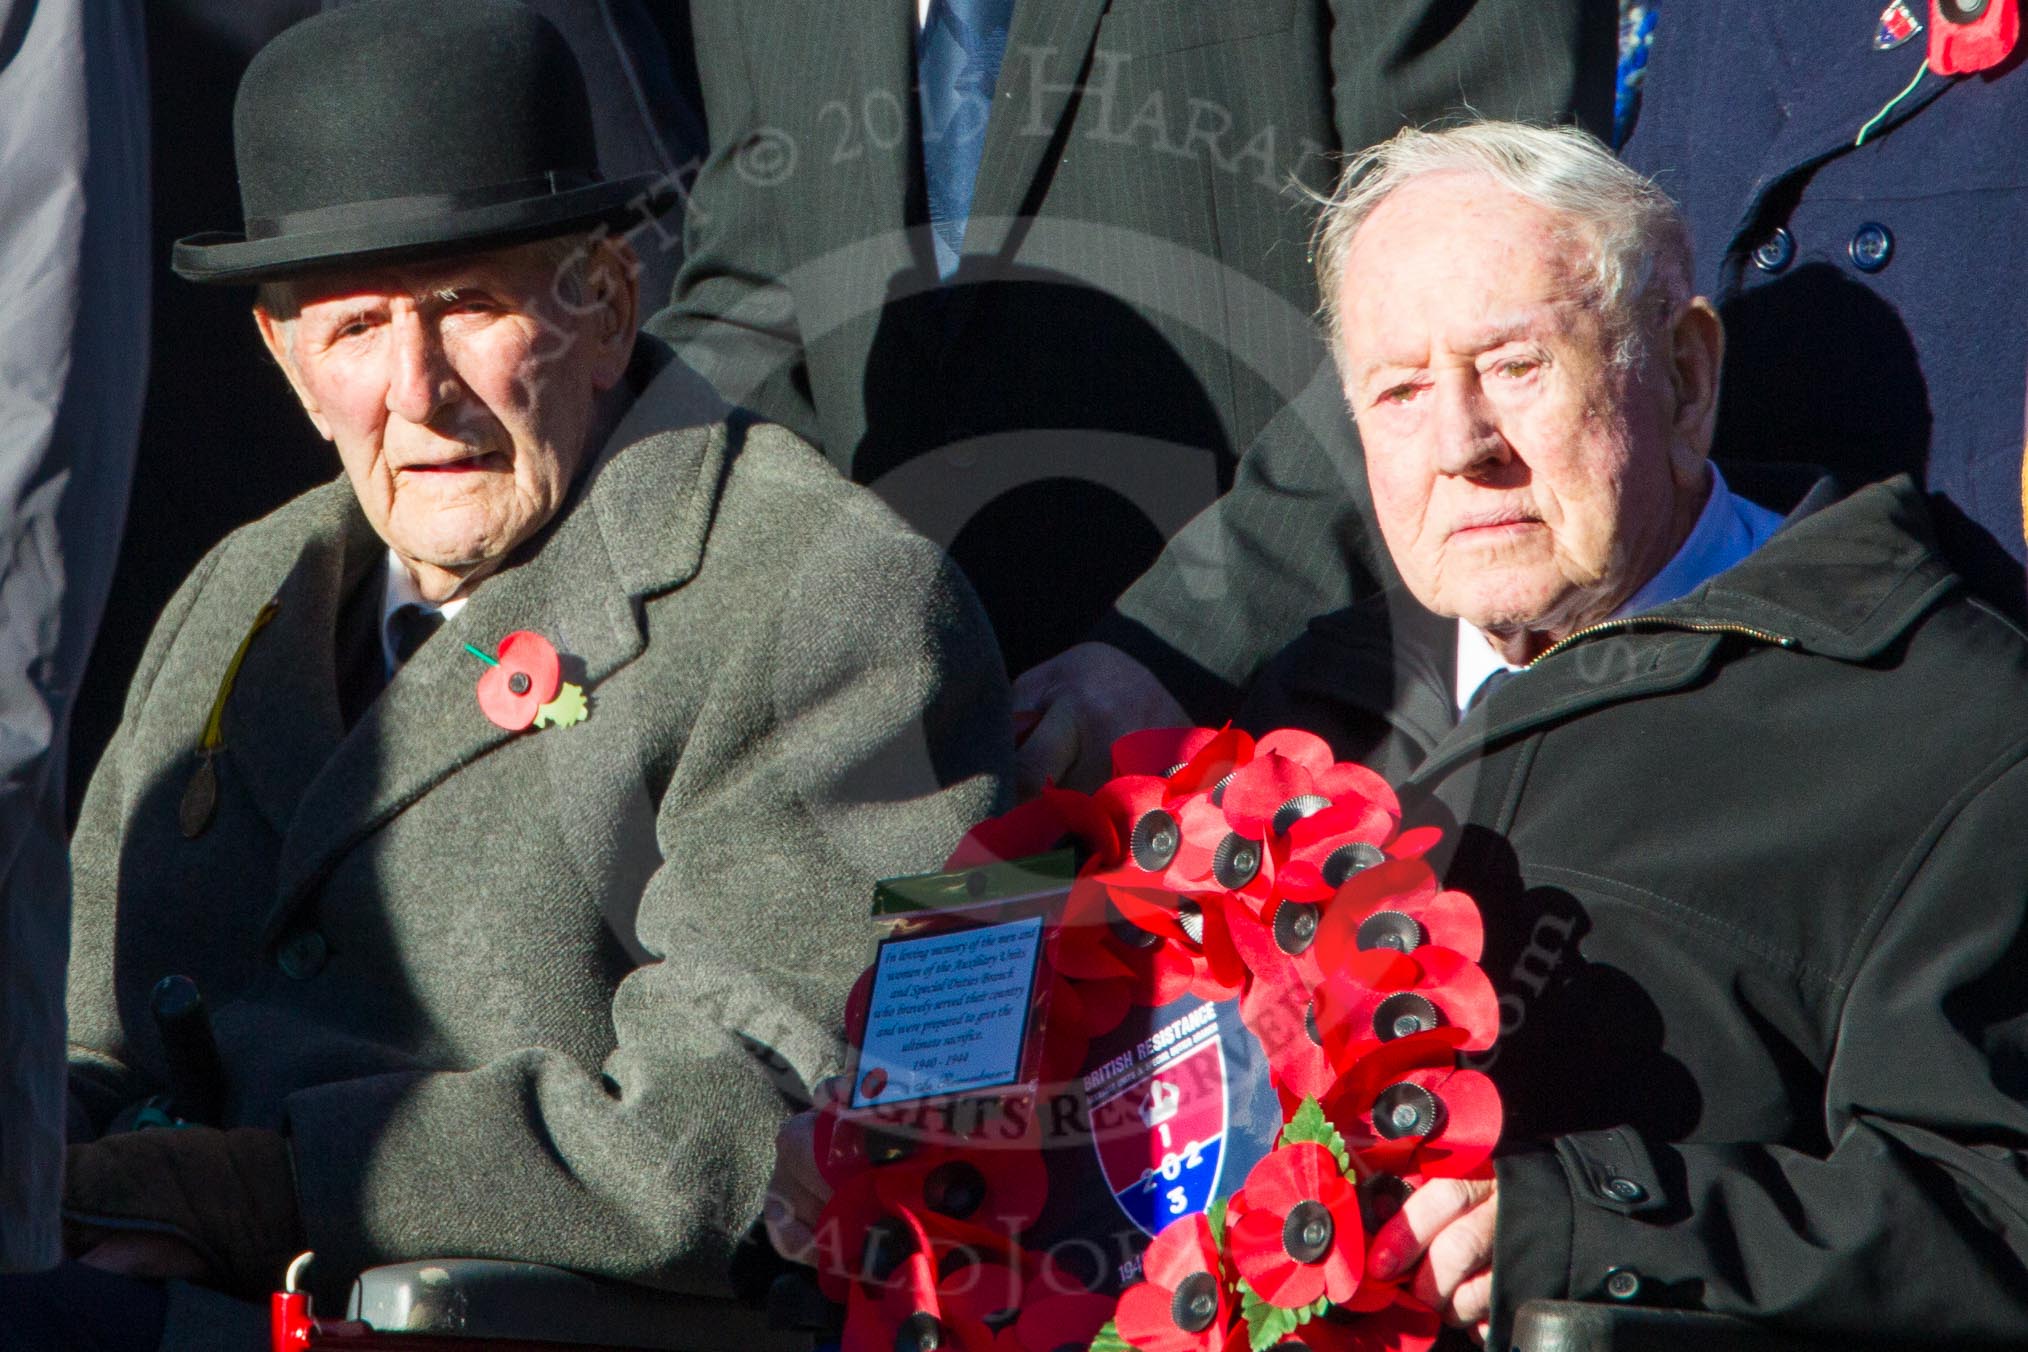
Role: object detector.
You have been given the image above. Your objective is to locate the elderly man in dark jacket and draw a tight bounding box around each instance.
[1236,121,2028,1348]
[0,4,1010,1349]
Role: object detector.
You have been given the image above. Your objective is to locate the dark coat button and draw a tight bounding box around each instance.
[276,930,328,979]
[1849,222,1893,273]
[1603,1176,1647,1203]
[1751,226,1795,273]
[1604,1266,1642,1301]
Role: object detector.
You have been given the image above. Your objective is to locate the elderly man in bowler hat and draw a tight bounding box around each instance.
[0,2,1008,1348]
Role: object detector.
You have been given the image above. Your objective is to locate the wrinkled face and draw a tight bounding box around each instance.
[257,240,635,597]
[1335,174,1701,644]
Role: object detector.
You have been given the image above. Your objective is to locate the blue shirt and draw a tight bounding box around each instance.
[1454,463,1785,713]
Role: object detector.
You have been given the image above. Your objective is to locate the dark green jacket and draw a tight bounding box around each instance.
[65,354,1011,1345]
[1241,476,2028,1348]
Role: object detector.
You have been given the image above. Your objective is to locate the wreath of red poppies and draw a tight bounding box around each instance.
[816,727,1501,1352]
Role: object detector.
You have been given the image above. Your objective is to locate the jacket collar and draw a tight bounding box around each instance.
[254,341,735,941]
[1283,474,1960,787]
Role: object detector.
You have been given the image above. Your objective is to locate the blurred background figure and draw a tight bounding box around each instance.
[0,0,148,1272]
[653,0,1615,680]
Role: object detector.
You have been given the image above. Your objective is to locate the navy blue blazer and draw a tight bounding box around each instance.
[1623,0,2028,605]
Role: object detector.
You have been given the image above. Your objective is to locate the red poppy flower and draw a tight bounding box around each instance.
[1227,1142,1365,1309]
[1114,1213,1232,1352]
[1035,964,1135,1088]
[945,786,1116,870]
[860,1141,1051,1236]
[814,1084,948,1193]
[1384,825,1442,861]
[1224,911,1335,1107]
[1110,726,1225,779]
[994,1292,1118,1352]
[1052,878,1197,1007]
[1313,860,1483,969]
[1164,726,1255,801]
[1322,1031,1501,1179]
[1088,776,1220,892]
[1312,947,1500,1071]
[1108,884,1246,1001]
[844,1251,998,1352]
[1180,749,1405,917]
[475,631,561,730]
[814,1172,1029,1305]
[1251,1297,1442,1352]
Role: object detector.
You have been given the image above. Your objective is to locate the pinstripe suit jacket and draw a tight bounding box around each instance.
[651,0,1613,674]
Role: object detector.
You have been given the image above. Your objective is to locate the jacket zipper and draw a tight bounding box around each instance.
[1527,617,1799,668]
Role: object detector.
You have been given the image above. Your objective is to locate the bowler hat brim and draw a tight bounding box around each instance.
[171,172,676,284]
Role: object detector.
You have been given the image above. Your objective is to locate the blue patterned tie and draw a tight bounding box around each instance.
[919,0,1015,279]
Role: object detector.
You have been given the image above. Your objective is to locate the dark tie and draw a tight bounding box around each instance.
[1465,666,1518,714]
[387,603,444,669]
[919,0,1015,279]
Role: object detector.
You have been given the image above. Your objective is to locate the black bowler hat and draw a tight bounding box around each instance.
[172,0,675,284]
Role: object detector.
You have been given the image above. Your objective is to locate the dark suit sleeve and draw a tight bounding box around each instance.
[1489,750,2028,1346]
[1094,363,1390,720]
[1093,0,1616,719]
[645,4,823,448]
[283,481,1011,1294]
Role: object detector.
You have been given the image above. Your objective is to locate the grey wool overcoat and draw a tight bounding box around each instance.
[62,350,1012,1344]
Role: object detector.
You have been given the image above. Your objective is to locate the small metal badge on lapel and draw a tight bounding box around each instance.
[465,630,588,732]
[181,597,281,838]
[1876,0,1924,49]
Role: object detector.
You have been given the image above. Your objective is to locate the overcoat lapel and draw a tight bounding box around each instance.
[261,399,731,944]
[223,482,383,840]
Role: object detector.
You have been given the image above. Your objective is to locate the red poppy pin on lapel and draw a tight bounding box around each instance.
[1929,0,2020,73]
[464,631,588,731]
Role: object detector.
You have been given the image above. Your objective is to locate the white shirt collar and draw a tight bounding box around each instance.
[379,551,470,674]
[1452,464,1785,714]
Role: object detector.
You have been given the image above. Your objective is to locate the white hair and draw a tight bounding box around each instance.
[1311,121,1694,369]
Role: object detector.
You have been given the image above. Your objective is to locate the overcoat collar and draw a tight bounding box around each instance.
[242,344,733,942]
[1284,475,1958,792]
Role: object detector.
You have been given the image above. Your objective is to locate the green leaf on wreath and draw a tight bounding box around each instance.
[1280,1096,1354,1177]
[1240,1284,1335,1351]
[1086,1318,1132,1352]
[1208,1195,1231,1250]
[1239,1279,1305,1350]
